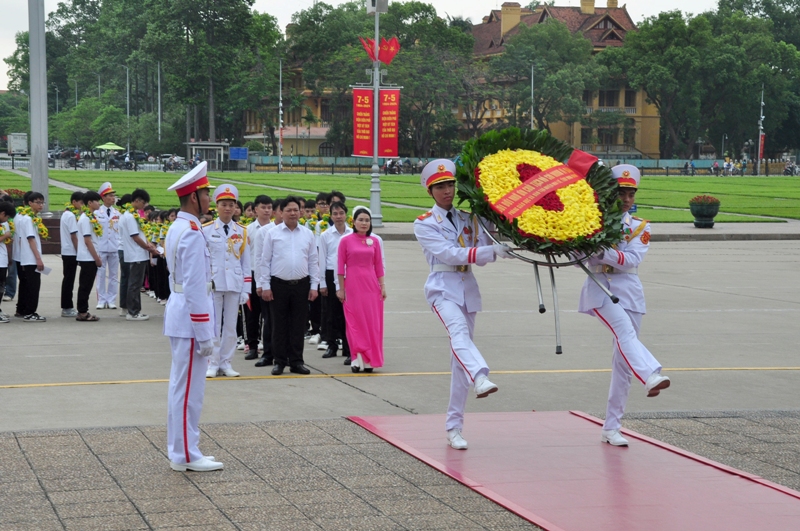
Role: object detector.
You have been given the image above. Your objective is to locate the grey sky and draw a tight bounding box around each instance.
[1,1,719,91]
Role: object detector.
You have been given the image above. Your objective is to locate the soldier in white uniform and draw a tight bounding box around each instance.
[413,159,512,450]
[163,162,222,472]
[94,182,121,309]
[203,184,251,378]
[578,164,670,447]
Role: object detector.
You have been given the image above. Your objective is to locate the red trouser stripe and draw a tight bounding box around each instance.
[594,308,645,385]
[432,304,474,383]
[183,339,194,463]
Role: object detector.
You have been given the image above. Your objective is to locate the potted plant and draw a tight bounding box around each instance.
[4,188,26,207]
[689,195,720,228]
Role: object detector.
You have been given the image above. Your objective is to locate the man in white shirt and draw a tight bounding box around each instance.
[318,201,352,359]
[14,192,46,322]
[244,195,274,362]
[119,189,157,321]
[0,201,15,323]
[75,191,103,321]
[59,191,83,317]
[259,196,319,375]
[94,182,121,309]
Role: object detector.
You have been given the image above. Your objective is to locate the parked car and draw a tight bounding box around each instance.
[122,151,149,162]
[160,153,185,162]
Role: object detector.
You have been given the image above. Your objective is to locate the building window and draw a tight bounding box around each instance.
[319,142,335,157]
[321,101,331,123]
[594,19,614,30]
[582,90,592,106]
[624,90,636,108]
[581,128,593,144]
[598,90,618,107]
[599,129,617,145]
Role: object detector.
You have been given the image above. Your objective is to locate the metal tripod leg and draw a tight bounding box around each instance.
[533,263,546,314]
[577,261,620,304]
[546,256,562,355]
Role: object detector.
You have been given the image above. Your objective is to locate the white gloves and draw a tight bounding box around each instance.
[239,292,250,305]
[197,339,215,358]
[492,244,514,259]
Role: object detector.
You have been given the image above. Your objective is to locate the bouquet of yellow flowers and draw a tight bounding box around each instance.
[457,128,623,256]
[16,205,49,239]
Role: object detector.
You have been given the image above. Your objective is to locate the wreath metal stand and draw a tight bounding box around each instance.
[480,219,619,355]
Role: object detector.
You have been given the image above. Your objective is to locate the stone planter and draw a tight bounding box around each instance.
[690,203,720,228]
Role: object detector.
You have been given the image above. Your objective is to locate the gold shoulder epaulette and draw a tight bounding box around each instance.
[632,216,649,223]
[417,211,433,221]
[202,220,214,227]
[235,221,247,228]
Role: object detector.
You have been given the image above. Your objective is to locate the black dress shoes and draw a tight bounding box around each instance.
[290,364,311,375]
[254,357,273,367]
[321,346,337,359]
[244,349,259,360]
[343,356,351,365]
[271,364,285,376]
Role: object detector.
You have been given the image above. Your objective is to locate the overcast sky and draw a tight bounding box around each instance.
[1,0,719,91]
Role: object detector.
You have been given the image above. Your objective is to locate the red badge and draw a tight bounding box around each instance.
[190,221,199,231]
[640,231,650,245]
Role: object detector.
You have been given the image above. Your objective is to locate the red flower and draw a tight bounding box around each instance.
[534,191,565,212]
[516,163,542,183]
[474,167,481,187]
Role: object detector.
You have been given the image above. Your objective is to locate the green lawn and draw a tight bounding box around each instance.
[4,169,797,222]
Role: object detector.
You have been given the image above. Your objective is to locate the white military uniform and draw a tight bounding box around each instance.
[414,202,497,432]
[203,188,251,375]
[578,167,661,432]
[94,188,121,307]
[163,166,216,466]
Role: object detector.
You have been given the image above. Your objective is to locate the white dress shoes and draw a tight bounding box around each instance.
[447,428,468,450]
[170,456,223,472]
[220,368,240,377]
[645,372,671,397]
[474,375,498,398]
[206,368,217,378]
[317,341,328,351]
[601,429,629,446]
[108,303,117,309]
[95,303,105,310]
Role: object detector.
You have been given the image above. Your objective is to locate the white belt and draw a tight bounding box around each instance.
[432,264,471,273]
[593,265,638,275]
[173,282,214,294]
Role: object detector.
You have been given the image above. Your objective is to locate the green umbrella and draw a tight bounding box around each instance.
[95,142,125,150]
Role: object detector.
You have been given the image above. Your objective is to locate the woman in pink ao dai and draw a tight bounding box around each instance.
[337,207,386,373]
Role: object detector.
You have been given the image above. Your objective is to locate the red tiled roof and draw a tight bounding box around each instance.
[472,5,636,56]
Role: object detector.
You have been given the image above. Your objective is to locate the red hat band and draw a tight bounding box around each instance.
[176,176,210,197]
[426,171,455,188]
[617,177,637,188]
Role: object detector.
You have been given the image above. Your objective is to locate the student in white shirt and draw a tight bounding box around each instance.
[60,191,83,317]
[244,195,274,361]
[15,192,46,322]
[318,201,352,359]
[0,201,15,323]
[75,191,103,321]
[119,189,157,321]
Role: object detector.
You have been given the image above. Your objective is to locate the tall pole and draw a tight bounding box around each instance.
[721,134,726,161]
[125,65,130,153]
[28,0,49,207]
[369,8,383,227]
[530,63,534,130]
[157,62,162,143]
[278,58,283,173]
[54,85,59,114]
[757,84,764,176]
[98,74,101,97]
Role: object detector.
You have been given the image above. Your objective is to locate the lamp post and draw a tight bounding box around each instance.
[367,0,389,227]
[120,65,130,153]
[530,63,534,130]
[757,85,765,176]
[721,133,727,161]
[278,58,283,173]
[74,79,78,108]
[53,84,59,114]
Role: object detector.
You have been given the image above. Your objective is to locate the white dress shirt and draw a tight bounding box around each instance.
[258,222,319,291]
[76,213,99,262]
[318,224,352,289]
[59,210,78,256]
[119,211,148,262]
[252,220,275,289]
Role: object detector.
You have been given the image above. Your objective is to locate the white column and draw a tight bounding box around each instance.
[28,0,49,207]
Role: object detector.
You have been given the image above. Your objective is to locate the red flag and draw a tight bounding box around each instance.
[359,37,377,61]
[378,37,400,65]
[566,149,598,177]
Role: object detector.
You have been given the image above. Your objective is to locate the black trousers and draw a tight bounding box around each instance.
[259,298,272,359]
[245,270,262,350]
[60,255,78,310]
[15,262,41,316]
[76,261,98,314]
[0,267,6,310]
[323,270,349,355]
[309,296,321,334]
[271,276,310,367]
[126,260,148,316]
[118,250,130,310]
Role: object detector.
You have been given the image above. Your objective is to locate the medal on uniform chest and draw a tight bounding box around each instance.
[227,233,245,258]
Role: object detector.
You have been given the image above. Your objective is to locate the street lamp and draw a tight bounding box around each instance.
[120,65,130,153]
[367,0,389,227]
[721,133,727,160]
[52,84,59,114]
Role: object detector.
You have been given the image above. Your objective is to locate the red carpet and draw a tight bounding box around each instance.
[349,411,800,531]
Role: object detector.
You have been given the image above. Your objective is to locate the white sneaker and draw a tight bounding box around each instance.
[258,341,263,350]
[108,303,117,309]
[159,299,167,305]
[148,291,156,298]
[170,456,223,472]
[316,341,328,351]
[308,334,320,345]
[126,313,150,321]
[0,314,9,323]
[645,372,670,397]
[236,338,245,351]
[601,429,629,447]
[206,368,217,378]
[61,308,78,317]
[220,368,240,377]
[95,303,105,310]
[2,295,11,302]
[474,375,498,398]
[447,429,468,450]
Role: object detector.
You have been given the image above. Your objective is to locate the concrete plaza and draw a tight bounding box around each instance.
[1,235,799,529]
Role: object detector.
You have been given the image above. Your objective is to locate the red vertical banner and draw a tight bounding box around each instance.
[378,89,400,158]
[759,133,766,160]
[352,88,373,157]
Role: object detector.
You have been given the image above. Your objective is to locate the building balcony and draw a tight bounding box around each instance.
[585,107,637,115]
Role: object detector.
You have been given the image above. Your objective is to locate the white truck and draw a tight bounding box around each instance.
[7,133,28,156]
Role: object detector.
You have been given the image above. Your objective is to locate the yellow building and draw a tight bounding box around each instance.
[469,1,660,159]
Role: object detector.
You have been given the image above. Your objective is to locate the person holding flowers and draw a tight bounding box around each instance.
[14,191,47,322]
[60,192,84,318]
[75,191,103,322]
[119,189,157,321]
[578,164,671,447]
[413,159,513,450]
